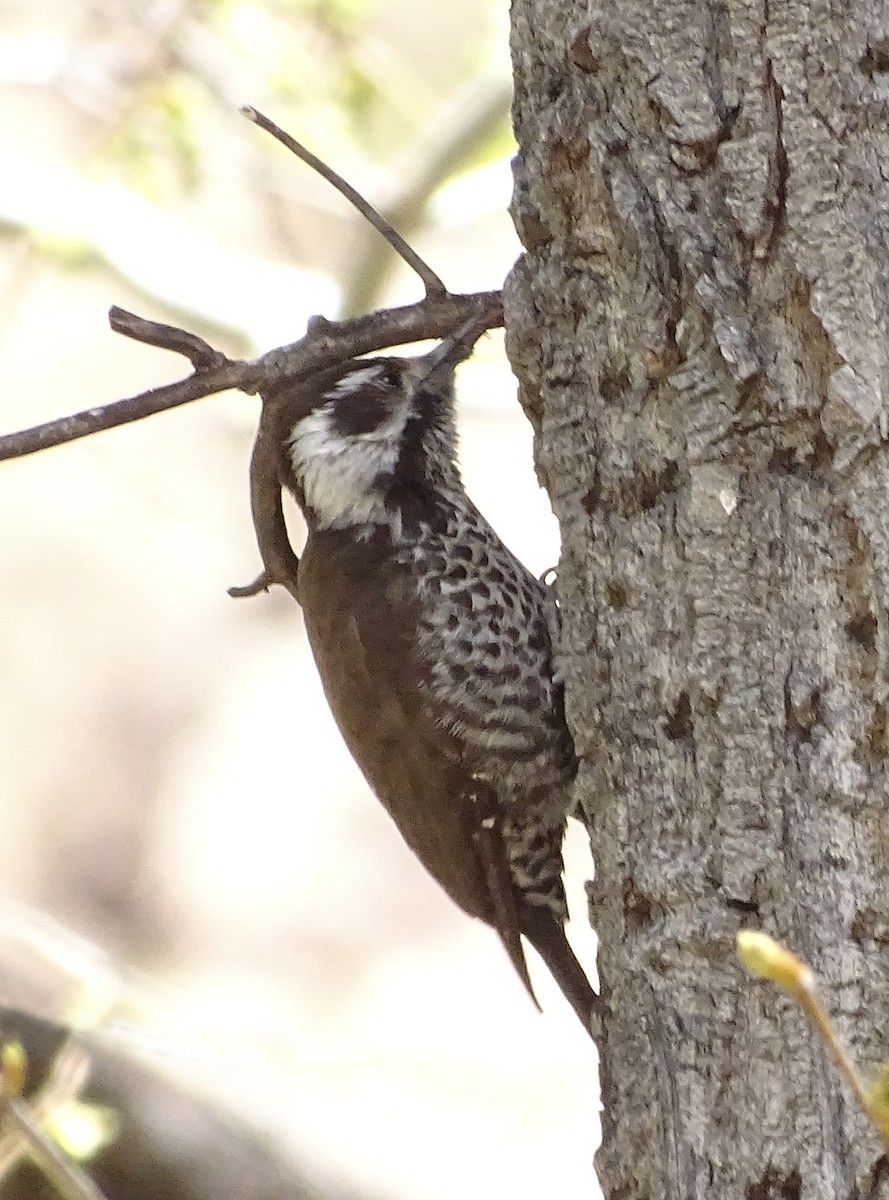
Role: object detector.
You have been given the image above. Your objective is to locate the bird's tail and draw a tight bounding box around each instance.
[521,904,598,1038]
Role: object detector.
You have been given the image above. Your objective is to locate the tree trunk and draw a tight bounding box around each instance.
[506,2,889,1197]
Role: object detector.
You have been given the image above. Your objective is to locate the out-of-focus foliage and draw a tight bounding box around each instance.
[0,0,513,319]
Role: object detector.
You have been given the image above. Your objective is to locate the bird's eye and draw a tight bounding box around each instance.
[378,363,402,389]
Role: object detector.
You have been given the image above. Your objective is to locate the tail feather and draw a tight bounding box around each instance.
[521,904,598,1038]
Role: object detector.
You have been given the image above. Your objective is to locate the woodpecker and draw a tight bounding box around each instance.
[266,328,597,1033]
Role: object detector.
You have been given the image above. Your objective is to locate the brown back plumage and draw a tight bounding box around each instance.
[275,350,597,1033]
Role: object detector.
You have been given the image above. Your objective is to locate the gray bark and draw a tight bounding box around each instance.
[506,1,889,1197]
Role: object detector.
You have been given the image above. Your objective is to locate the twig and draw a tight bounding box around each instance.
[228,414,300,603]
[344,73,511,315]
[0,365,249,462]
[241,106,448,299]
[737,930,889,1153]
[1,1040,108,1200]
[0,291,502,461]
[0,114,505,616]
[2,1100,108,1200]
[230,293,503,602]
[108,307,226,370]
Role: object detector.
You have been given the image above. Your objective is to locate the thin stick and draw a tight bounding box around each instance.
[108,307,226,370]
[241,106,448,298]
[795,986,878,1132]
[231,293,502,603]
[1,1040,108,1200]
[0,291,501,461]
[1,1100,109,1200]
[0,367,248,461]
[737,931,889,1154]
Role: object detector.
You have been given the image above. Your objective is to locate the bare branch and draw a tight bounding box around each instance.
[1,1098,109,1200]
[229,414,301,603]
[344,73,511,315]
[108,307,226,370]
[0,369,248,462]
[241,106,449,299]
[0,291,502,462]
[231,293,503,604]
[228,571,275,599]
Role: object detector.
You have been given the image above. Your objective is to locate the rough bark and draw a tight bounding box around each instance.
[506,2,889,1198]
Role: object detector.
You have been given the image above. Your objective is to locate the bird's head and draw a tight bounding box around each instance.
[271,338,470,534]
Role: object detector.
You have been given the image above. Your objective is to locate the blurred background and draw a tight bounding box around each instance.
[0,1,599,1197]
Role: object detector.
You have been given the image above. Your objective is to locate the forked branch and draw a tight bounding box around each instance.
[0,292,502,461]
[0,109,501,461]
[0,110,505,604]
[229,300,503,603]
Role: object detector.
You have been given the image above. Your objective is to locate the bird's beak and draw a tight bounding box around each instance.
[411,310,494,391]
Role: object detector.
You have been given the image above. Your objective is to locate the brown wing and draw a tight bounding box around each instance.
[297,529,536,996]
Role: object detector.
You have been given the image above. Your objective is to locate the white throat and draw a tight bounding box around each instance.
[287,402,400,531]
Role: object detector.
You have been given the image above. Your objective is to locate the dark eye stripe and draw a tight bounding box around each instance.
[325,361,404,437]
[332,385,389,436]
